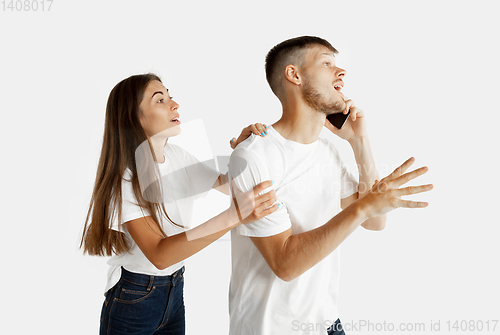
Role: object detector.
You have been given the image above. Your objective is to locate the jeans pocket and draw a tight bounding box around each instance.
[108,282,163,330]
[115,282,156,304]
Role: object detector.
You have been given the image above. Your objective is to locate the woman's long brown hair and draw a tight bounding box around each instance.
[80,73,179,256]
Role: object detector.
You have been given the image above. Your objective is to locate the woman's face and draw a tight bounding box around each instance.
[139,80,181,138]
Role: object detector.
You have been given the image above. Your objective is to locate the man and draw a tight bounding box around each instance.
[227,36,432,335]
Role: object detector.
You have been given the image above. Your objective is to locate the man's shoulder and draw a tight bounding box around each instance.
[231,133,280,159]
[229,133,287,180]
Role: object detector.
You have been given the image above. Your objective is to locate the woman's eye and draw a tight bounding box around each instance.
[324,62,330,66]
[157,99,164,103]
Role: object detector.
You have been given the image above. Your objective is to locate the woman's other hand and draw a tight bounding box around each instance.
[229,180,278,224]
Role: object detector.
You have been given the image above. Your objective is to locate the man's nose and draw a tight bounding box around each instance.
[336,67,346,78]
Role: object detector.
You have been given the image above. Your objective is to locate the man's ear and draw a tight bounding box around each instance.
[284,64,301,86]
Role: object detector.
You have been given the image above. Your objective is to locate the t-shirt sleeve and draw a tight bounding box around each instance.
[228,147,292,237]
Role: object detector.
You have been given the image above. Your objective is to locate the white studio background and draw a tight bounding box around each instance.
[1,0,499,334]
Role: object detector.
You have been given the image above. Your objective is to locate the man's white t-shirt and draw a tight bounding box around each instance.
[228,126,358,335]
[104,143,220,293]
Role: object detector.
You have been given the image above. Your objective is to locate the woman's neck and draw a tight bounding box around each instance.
[149,135,168,163]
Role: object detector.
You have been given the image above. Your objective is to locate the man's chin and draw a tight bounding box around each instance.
[326,110,344,115]
[323,105,346,116]
[323,100,347,115]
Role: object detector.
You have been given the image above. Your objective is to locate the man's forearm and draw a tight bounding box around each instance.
[349,137,386,230]
[349,137,379,194]
[255,138,382,281]
[276,201,368,281]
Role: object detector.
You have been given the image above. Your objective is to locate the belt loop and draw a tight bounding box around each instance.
[147,275,154,291]
[172,267,180,286]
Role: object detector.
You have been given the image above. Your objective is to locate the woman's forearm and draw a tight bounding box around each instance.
[153,209,237,269]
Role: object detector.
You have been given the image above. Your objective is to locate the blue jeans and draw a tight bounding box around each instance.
[100,266,185,335]
[327,318,346,335]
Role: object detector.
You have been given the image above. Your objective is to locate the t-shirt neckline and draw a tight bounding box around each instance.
[268,125,319,150]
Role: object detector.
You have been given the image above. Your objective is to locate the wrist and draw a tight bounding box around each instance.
[224,204,241,227]
[348,136,369,148]
[351,196,372,221]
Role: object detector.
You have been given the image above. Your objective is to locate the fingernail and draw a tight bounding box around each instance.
[264,131,268,135]
[231,139,234,142]
[271,180,274,185]
[278,203,281,208]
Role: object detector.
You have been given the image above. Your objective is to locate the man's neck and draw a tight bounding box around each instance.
[272,100,325,144]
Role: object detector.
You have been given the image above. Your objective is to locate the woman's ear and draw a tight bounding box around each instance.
[284,64,301,86]
[137,109,149,135]
[138,110,144,127]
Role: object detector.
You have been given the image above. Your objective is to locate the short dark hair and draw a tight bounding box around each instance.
[265,36,338,100]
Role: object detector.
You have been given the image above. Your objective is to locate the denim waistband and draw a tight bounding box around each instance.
[120,266,184,287]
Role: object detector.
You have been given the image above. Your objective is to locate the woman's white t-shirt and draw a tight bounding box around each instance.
[104,143,220,293]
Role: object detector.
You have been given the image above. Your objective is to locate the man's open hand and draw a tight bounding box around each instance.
[358,157,434,219]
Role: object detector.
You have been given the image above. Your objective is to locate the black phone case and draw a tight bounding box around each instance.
[327,110,350,129]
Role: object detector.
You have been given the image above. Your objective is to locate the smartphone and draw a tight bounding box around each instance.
[327,110,350,129]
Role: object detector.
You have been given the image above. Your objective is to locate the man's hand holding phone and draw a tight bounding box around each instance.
[325,98,368,143]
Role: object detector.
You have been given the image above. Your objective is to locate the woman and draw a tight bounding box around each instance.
[80,73,277,334]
